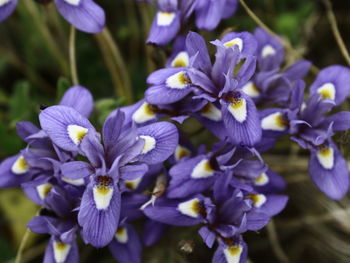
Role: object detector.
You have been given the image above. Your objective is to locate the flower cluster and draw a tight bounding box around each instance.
[0,86,179,262]
[145,0,238,45]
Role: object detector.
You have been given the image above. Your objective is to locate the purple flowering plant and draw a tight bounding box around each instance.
[1,0,350,263]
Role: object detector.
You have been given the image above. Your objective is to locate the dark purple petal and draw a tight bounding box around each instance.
[186,31,212,74]
[142,220,168,246]
[61,161,93,180]
[326,111,350,131]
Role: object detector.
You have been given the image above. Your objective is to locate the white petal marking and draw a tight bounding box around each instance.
[67,125,88,145]
[171,51,190,67]
[157,12,176,26]
[248,194,267,208]
[132,102,156,124]
[254,173,269,186]
[317,83,336,100]
[317,147,334,170]
[177,198,201,218]
[36,183,53,200]
[53,241,71,263]
[139,135,156,154]
[11,155,29,174]
[261,44,276,58]
[166,71,189,89]
[200,103,222,121]
[175,145,190,161]
[93,186,114,210]
[224,37,243,52]
[62,0,80,6]
[261,112,287,131]
[124,176,143,190]
[115,227,128,244]
[191,159,214,179]
[62,176,85,186]
[223,245,243,263]
[227,98,247,123]
[242,81,260,98]
[0,0,11,7]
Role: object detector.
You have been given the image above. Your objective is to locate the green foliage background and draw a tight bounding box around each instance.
[1,0,350,262]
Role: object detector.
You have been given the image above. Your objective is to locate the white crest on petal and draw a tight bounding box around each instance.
[254,173,269,186]
[67,125,88,145]
[191,159,214,178]
[223,245,243,263]
[175,145,190,161]
[177,198,201,218]
[224,37,243,52]
[200,103,222,121]
[11,155,29,175]
[248,194,267,208]
[227,98,247,123]
[53,241,71,263]
[317,146,334,170]
[166,71,189,89]
[242,81,260,98]
[139,135,156,154]
[132,102,156,124]
[171,51,190,67]
[317,83,336,100]
[62,0,80,6]
[124,176,143,190]
[115,227,128,244]
[157,12,176,26]
[0,0,11,7]
[62,176,85,186]
[261,112,287,131]
[93,186,114,210]
[36,183,53,200]
[261,44,276,58]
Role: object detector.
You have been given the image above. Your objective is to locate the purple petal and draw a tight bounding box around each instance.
[55,0,105,34]
[0,0,18,23]
[39,105,95,152]
[59,85,94,117]
[137,122,179,164]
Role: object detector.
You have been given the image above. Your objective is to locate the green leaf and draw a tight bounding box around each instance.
[56,77,71,103]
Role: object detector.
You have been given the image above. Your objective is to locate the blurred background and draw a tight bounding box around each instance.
[0,0,350,262]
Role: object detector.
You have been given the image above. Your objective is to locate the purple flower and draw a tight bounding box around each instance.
[0,0,105,33]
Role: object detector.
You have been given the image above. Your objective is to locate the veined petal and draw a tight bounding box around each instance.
[309,65,350,106]
[137,122,178,164]
[309,144,349,200]
[55,0,105,33]
[221,92,262,146]
[78,181,121,247]
[44,237,79,263]
[147,11,180,45]
[39,105,95,152]
[108,224,142,263]
[0,154,31,188]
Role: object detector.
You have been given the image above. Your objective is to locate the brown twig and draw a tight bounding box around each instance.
[69,26,79,85]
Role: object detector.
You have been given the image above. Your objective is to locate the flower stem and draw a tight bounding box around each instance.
[239,0,319,74]
[69,26,79,86]
[323,0,350,66]
[14,227,32,263]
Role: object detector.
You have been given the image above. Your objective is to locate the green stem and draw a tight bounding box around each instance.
[69,26,79,85]
[14,228,32,263]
